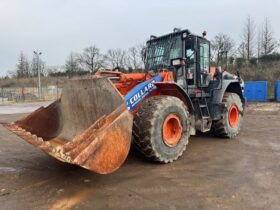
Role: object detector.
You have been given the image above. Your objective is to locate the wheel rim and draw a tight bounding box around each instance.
[228,105,239,128]
[162,114,183,147]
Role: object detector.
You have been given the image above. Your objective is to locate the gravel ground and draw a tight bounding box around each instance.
[0,102,279,210]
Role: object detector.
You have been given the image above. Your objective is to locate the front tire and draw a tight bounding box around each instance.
[133,96,190,163]
[211,92,244,138]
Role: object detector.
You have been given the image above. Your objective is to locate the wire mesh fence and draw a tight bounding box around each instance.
[0,86,62,104]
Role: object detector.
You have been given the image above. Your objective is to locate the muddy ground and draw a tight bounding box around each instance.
[0,102,279,210]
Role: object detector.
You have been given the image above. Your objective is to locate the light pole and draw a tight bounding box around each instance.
[33,51,42,100]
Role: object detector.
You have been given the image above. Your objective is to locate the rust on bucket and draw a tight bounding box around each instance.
[2,77,133,174]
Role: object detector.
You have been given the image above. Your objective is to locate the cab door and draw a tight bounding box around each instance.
[197,38,210,87]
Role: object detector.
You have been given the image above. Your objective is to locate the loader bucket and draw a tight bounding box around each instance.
[2,77,133,174]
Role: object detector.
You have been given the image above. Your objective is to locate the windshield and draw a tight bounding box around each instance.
[145,35,182,70]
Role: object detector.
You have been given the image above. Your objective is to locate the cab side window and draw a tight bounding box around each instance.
[200,42,210,72]
[186,42,195,85]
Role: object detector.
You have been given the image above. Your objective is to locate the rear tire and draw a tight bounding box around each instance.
[211,92,244,138]
[133,96,190,163]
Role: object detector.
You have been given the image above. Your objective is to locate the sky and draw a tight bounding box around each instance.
[0,0,279,76]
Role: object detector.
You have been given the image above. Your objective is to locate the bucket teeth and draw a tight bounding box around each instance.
[63,130,96,154]
[1,105,133,174]
[66,138,93,160]
[73,140,100,165]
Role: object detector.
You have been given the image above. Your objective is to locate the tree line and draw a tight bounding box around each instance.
[10,44,145,79]
[61,44,145,77]
[9,52,46,78]
[211,16,279,66]
[8,16,280,80]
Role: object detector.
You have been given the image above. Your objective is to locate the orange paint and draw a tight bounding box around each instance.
[96,70,175,98]
[162,114,183,147]
[228,105,239,128]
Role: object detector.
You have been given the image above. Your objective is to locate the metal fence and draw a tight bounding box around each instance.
[0,86,62,104]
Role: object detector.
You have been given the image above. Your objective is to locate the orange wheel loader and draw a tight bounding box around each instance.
[2,29,245,174]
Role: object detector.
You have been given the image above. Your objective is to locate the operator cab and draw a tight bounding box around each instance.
[187,35,211,87]
[145,29,212,90]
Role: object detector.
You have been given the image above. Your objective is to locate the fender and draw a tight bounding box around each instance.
[124,75,163,111]
[154,82,196,135]
[212,79,245,105]
[210,79,245,121]
[154,82,195,115]
[124,79,196,136]
[124,77,195,115]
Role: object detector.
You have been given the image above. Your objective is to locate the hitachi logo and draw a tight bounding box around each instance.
[129,81,155,105]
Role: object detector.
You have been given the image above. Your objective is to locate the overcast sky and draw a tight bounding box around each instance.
[0,0,279,76]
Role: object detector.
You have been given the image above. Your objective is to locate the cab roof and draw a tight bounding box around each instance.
[147,28,209,44]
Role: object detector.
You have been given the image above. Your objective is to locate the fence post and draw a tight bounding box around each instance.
[22,87,25,102]
[56,81,59,100]
[1,87,3,104]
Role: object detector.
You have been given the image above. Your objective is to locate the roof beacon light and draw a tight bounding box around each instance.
[202,31,207,37]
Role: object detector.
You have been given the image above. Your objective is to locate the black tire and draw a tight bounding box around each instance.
[133,96,190,163]
[211,92,244,138]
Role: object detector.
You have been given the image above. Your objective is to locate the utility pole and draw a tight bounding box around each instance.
[33,51,42,100]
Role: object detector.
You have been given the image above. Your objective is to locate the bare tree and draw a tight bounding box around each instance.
[240,16,256,60]
[211,33,235,63]
[39,61,47,76]
[237,42,247,59]
[31,55,45,77]
[262,17,278,56]
[16,52,30,78]
[257,26,263,59]
[65,53,81,75]
[78,46,104,74]
[31,56,38,77]
[127,44,145,70]
[104,48,127,70]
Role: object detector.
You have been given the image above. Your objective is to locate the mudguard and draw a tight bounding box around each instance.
[212,79,245,104]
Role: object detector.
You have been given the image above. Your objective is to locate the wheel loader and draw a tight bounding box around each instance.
[2,29,245,174]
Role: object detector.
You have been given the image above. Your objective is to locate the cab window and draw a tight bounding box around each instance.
[185,40,195,85]
[169,36,182,60]
[200,42,210,72]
